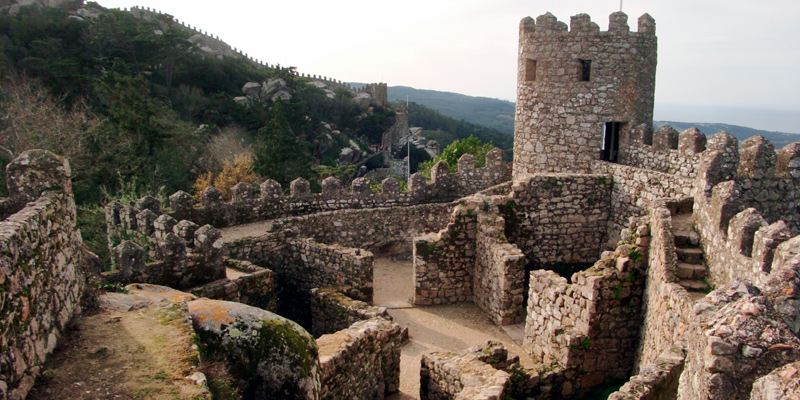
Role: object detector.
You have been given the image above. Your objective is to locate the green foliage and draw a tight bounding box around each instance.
[253,102,312,185]
[77,205,110,266]
[312,164,356,183]
[418,135,494,177]
[402,101,512,151]
[628,248,643,262]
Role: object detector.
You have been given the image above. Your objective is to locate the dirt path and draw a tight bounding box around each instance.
[28,299,208,400]
[219,220,276,243]
[373,257,533,400]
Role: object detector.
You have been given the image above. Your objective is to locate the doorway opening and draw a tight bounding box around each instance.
[602,121,623,162]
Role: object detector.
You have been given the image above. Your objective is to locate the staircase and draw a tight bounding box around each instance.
[671,211,710,299]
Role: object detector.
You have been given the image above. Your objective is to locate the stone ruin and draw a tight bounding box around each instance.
[1,9,800,400]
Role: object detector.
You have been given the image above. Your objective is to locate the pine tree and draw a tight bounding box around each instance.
[253,102,311,185]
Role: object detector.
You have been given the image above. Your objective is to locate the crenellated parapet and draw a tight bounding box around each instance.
[690,134,800,300]
[104,199,226,289]
[148,148,509,229]
[617,124,708,179]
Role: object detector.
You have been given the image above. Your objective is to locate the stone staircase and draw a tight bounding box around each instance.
[671,211,710,299]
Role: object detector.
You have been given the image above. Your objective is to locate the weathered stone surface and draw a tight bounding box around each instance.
[188,299,321,400]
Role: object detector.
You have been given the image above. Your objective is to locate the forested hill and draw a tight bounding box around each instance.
[389,86,515,134]
[400,102,513,152]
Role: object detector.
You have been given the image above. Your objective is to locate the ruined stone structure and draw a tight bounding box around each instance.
[3,7,800,400]
[0,151,93,400]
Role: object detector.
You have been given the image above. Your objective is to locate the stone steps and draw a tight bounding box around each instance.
[671,212,710,297]
[676,247,704,264]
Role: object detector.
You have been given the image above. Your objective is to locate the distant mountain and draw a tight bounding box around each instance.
[388,86,515,134]
[654,121,800,149]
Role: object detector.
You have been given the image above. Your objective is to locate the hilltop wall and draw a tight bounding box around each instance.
[0,150,90,400]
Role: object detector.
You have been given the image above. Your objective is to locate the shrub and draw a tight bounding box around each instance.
[418,135,494,177]
[194,153,259,201]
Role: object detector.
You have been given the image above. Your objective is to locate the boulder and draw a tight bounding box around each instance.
[242,82,262,98]
[187,299,321,399]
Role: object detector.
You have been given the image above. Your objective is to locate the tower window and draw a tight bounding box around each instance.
[525,59,537,82]
[579,59,592,81]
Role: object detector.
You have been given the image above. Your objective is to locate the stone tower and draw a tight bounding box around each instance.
[512,12,657,178]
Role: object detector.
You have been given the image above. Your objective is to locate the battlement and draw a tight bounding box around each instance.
[519,11,656,36]
[157,148,509,228]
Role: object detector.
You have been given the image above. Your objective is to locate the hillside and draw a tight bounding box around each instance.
[388,86,800,148]
[388,86,515,134]
[400,102,513,153]
[654,121,800,148]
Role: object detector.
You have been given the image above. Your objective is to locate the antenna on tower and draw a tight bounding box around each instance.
[620,0,623,11]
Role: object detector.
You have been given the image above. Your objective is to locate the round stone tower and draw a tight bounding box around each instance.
[512,12,657,178]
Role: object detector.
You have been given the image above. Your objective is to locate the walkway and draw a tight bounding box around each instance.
[373,258,534,400]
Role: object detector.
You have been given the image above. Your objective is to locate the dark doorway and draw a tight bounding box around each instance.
[602,122,622,162]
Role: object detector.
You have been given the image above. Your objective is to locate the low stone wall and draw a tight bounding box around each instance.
[523,225,649,389]
[189,258,276,311]
[676,282,800,400]
[310,288,390,337]
[225,234,374,302]
[634,205,694,369]
[592,161,692,235]
[1,150,90,400]
[609,347,685,400]
[473,207,527,325]
[164,149,509,228]
[503,174,612,264]
[317,318,407,400]
[618,124,706,180]
[420,342,514,400]
[280,202,454,251]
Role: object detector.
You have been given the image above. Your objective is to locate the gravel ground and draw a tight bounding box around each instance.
[374,258,533,399]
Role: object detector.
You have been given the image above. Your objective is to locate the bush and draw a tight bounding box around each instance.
[418,135,493,177]
[194,153,259,201]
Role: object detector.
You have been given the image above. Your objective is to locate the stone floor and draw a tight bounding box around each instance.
[373,257,534,399]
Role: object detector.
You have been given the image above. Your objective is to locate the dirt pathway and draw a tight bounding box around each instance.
[373,257,533,400]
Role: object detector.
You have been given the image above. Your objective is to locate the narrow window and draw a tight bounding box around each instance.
[525,59,537,82]
[579,59,592,81]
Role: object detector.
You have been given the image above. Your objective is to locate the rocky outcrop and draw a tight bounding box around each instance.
[187,299,321,400]
[240,78,292,104]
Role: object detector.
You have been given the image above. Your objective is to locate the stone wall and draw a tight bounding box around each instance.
[317,318,406,400]
[750,361,800,400]
[523,225,649,389]
[105,202,226,290]
[513,12,657,177]
[503,174,612,264]
[609,347,685,400]
[278,202,454,251]
[0,150,90,400]
[634,204,695,369]
[676,282,800,400]
[189,258,276,311]
[163,149,508,228]
[592,161,693,234]
[420,343,514,400]
[692,134,800,288]
[309,288,391,337]
[617,124,706,180]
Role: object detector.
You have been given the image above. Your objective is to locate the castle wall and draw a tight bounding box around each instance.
[167,149,508,229]
[189,258,277,312]
[676,283,800,400]
[523,225,649,390]
[608,347,685,400]
[592,160,692,234]
[0,151,89,400]
[617,125,706,180]
[503,174,612,264]
[692,134,800,289]
[420,343,513,400]
[634,205,694,370]
[309,288,392,337]
[513,12,657,177]
[317,318,406,400]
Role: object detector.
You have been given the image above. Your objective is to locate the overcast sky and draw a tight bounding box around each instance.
[96,0,800,132]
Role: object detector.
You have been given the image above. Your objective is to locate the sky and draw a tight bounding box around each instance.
[96,0,800,132]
